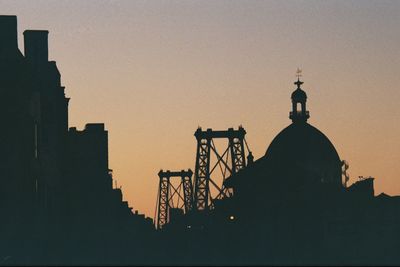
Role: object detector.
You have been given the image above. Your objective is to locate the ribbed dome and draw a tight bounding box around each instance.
[265,122,342,186]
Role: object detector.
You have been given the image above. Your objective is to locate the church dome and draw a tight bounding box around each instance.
[224,75,343,192]
[265,117,342,186]
[291,88,307,101]
[266,75,342,187]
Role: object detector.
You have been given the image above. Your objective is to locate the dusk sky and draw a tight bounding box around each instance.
[2,0,400,217]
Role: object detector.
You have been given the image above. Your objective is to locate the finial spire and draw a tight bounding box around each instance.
[294,68,303,88]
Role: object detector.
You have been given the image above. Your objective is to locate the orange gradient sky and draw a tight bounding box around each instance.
[2,0,400,218]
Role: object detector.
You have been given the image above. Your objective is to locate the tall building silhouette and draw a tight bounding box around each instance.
[0,15,153,265]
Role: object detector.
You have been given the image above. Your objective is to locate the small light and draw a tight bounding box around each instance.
[187,225,191,229]
[229,215,235,221]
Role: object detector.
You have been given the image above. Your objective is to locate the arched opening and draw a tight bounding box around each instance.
[296,102,302,114]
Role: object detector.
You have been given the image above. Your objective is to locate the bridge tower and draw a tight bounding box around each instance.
[193,126,252,211]
[155,169,193,229]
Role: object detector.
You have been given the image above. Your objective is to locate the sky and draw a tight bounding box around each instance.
[1,0,400,218]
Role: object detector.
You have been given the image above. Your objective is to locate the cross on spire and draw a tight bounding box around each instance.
[294,68,303,88]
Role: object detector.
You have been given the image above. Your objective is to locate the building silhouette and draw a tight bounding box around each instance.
[0,15,153,265]
[2,14,400,266]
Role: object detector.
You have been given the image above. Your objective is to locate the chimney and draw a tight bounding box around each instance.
[23,30,49,64]
[0,15,18,55]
